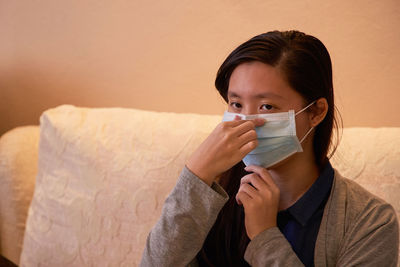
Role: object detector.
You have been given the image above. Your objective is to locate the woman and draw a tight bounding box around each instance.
[140,30,399,266]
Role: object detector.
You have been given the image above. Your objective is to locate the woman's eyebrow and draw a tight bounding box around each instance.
[227,91,283,99]
[253,93,283,99]
[228,92,241,98]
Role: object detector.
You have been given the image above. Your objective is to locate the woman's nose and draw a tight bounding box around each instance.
[241,106,258,115]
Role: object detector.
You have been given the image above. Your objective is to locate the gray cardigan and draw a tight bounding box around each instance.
[140,166,399,266]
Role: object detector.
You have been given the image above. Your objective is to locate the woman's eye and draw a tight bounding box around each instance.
[230,102,242,109]
[260,104,273,111]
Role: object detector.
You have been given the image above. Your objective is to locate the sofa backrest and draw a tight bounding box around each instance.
[18,105,400,265]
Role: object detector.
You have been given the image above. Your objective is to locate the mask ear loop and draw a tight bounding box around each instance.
[295,100,317,116]
[296,100,317,143]
[300,126,314,143]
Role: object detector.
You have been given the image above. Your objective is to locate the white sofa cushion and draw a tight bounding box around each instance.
[0,126,39,265]
[20,105,400,265]
[331,127,400,216]
[20,105,220,266]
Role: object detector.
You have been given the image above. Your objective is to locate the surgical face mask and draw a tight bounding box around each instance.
[222,101,315,168]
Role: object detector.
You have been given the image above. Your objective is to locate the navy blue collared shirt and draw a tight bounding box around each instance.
[277,161,334,267]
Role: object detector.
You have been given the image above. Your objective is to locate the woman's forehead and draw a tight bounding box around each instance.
[227,62,302,102]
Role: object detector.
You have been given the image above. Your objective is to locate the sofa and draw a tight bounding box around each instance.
[0,105,399,266]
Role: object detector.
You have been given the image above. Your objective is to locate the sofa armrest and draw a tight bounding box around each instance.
[0,126,40,265]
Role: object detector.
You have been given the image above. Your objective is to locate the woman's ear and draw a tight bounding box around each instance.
[309,98,328,127]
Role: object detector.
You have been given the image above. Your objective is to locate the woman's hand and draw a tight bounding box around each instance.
[236,165,280,240]
[186,117,264,186]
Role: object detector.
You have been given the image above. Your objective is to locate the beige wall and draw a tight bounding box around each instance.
[1,0,400,136]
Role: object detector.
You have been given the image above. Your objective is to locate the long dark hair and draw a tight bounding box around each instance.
[197,30,341,266]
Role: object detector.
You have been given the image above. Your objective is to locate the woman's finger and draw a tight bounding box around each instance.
[222,119,249,128]
[244,165,278,189]
[235,189,252,205]
[252,118,266,127]
[237,129,257,147]
[234,115,242,121]
[232,120,257,137]
[237,183,258,199]
[234,118,265,137]
[240,173,267,191]
[239,139,258,155]
[236,183,259,208]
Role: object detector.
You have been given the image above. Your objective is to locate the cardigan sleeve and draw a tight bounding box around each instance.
[315,174,400,267]
[337,201,399,267]
[244,227,305,266]
[140,166,229,267]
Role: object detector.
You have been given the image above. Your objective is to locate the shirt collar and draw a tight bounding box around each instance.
[286,161,334,226]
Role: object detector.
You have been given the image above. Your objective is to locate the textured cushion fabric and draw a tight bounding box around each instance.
[20,105,221,266]
[331,127,400,216]
[19,105,400,266]
[0,126,40,265]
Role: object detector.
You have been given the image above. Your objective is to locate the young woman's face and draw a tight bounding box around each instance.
[227,61,312,142]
